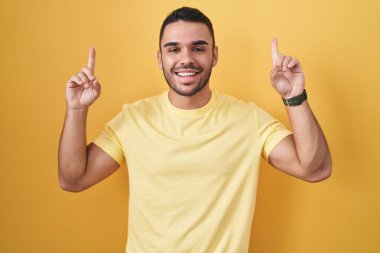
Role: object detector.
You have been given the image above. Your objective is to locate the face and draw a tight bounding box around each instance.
[158,20,218,97]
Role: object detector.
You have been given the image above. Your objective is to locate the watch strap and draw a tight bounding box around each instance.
[282,89,307,106]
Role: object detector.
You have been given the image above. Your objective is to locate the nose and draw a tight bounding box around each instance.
[179,48,195,66]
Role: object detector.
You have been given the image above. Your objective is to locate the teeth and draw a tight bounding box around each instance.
[177,72,196,77]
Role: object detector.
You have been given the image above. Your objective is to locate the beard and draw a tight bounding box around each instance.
[162,63,213,97]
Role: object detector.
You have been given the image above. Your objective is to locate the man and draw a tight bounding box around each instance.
[58,7,332,253]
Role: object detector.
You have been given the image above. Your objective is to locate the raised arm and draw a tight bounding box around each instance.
[58,48,120,192]
[267,38,332,182]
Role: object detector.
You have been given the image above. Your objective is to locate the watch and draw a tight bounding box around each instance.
[282,89,307,106]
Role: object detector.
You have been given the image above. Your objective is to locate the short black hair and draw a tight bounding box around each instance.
[159,7,215,48]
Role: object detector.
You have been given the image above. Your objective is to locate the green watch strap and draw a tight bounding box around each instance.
[282,89,307,106]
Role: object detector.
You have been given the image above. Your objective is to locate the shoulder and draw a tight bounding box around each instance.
[214,91,279,128]
[121,92,165,115]
[122,92,164,110]
[214,91,265,116]
[104,93,165,134]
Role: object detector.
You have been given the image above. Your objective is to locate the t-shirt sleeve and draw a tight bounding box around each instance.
[255,105,292,161]
[91,111,126,165]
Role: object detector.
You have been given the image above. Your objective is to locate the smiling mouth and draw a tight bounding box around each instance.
[174,70,201,77]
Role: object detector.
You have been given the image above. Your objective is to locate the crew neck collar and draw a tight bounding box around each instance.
[163,89,217,117]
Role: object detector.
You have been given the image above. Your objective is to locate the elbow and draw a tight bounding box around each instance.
[58,174,85,193]
[60,182,84,192]
[303,157,333,183]
[304,168,332,183]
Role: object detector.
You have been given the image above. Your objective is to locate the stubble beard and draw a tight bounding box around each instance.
[162,63,213,97]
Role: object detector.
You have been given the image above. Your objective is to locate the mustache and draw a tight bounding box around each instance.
[173,64,203,72]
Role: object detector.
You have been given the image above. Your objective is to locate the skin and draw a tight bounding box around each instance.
[157,20,218,109]
[58,48,120,192]
[268,38,332,182]
[58,21,331,192]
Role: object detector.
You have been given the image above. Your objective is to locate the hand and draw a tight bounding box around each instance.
[66,48,101,110]
[270,38,305,99]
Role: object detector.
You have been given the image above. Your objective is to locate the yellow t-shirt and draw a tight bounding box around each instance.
[92,90,291,253]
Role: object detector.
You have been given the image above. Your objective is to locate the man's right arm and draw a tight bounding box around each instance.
[58,48,120,192]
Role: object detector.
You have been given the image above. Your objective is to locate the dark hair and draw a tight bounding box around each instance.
[159,7,215,48]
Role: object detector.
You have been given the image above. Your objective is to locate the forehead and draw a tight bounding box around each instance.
[161,20,212,45]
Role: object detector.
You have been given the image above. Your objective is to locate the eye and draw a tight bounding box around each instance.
[168,47,179,53]
[193,47,205,52]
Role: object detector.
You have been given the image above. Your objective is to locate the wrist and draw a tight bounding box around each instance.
[282,89,307,106]
[66,106,89,113]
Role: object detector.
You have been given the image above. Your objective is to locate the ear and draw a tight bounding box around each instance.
[212,46,218,67]
[157,49,163,70]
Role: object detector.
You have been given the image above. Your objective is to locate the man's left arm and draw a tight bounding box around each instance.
[267,38,332,182]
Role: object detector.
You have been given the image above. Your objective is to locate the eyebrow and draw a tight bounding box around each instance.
[163,42,178,48]
[192,40,209,46]
[163,40,209,48]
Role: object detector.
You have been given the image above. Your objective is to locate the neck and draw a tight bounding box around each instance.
[168,86,212,110]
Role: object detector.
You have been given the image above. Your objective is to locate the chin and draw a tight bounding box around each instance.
[170,83,205,97]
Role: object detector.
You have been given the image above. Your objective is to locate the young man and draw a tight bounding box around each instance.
[59,7,332,253]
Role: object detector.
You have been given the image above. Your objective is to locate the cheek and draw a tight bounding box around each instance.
[199,54,214,66]
[162,57,176,71]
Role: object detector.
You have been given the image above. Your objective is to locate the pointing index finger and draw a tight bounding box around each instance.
[271,37,279,61]
[87,47,96,72]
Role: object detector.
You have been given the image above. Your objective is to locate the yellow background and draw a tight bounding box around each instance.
[1,0,379,252]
